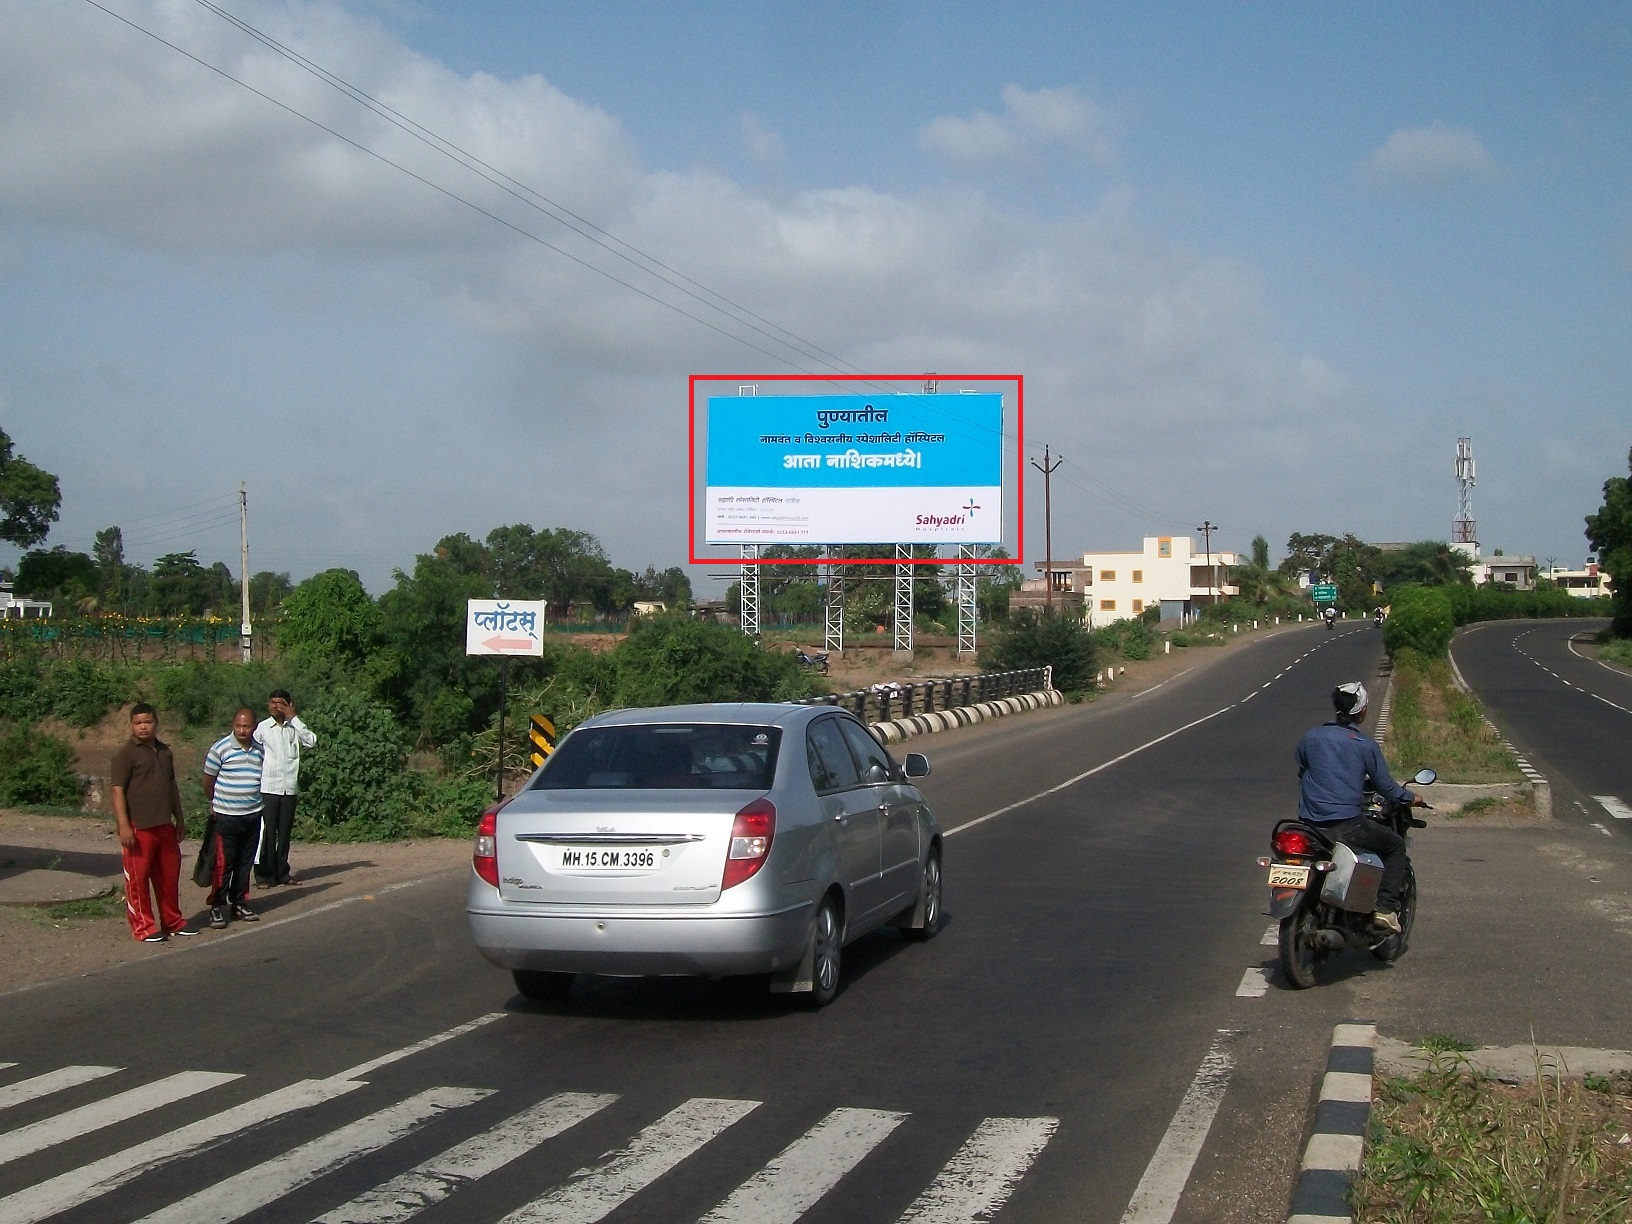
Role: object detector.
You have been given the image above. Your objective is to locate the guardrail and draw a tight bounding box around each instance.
[801,667,1052,723]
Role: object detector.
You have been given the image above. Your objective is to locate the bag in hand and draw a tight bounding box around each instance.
[192,818,218,889]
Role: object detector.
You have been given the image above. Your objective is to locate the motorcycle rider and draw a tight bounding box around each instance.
[1322,606,1337,629]
[1294,681,1427,935]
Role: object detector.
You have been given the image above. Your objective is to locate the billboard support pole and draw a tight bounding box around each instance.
[739,545,760,639]
[893,544,914,659]
[957,544,978,659]
[824,556,845,656]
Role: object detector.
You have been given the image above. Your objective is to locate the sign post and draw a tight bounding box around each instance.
[1311,584,1339,605]
[466,599,547,802]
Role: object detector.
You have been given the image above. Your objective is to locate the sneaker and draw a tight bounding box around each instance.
[1373,911,1403,936]
[210,906,228,929]
[169,926,199,937]
[141,932,168,943]
[232,904,259,922]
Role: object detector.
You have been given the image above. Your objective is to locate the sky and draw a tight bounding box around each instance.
[1,0,1628,593]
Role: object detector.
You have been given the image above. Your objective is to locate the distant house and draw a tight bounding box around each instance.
[1546,560,1611,599]
[631,600,667,616]
[1014,535,1238,624]
[1469,554,1537,591]
[0,581,52,619]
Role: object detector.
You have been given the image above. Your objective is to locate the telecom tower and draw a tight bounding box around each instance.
[1452,436,1477,557]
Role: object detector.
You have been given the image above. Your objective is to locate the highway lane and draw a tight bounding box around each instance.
[1451,619,1632,825]
[0,624,1385,1224]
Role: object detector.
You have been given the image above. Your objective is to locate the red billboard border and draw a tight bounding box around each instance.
[688,374,1024,567]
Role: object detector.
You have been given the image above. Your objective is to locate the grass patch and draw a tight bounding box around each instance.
[1385,650,1522,785]
[1597,637,1632,669]
[1353,1053,1632,1223]
[1417,1034,1478,1054]
[31,891,122,924]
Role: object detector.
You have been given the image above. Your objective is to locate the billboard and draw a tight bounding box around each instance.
[703,393,1004,546]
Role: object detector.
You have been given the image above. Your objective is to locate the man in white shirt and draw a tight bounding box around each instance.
[254,689,317,887]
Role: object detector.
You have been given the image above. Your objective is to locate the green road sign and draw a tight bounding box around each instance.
[1311,584,1338,603]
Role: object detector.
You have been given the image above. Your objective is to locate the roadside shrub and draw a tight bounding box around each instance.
[1090,618,1153,661]
[0,724,81,807]
[294,687,414,838]
[51,660,132,728]
[1384,586,1454,657]
[0,657,52,723]
[1440,583,1606,626]
[606,615,819,706]
[982,608,1096,692]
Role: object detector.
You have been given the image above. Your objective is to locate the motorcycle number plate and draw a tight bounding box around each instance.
[1267,863,1310,889]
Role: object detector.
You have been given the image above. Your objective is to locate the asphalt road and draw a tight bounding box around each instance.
[1451,618,1632,823]
[0,622,1520,1224]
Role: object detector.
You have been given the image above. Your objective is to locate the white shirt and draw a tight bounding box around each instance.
[255,715,317,796]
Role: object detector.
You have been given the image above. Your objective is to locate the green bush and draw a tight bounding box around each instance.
[1440,583,1607,626]
[294,686,415,838]
[51,660,131,728]
[982,608,1097,692]
[1384,586,1455,657]
[0,657,52,722]
[0,724,81,807]
[604,615,819,707]
[1090,618,1154,661]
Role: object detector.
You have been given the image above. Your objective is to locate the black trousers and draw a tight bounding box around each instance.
[1324,816,1408,913]
[210,812,260,908]
[256,793,298,884]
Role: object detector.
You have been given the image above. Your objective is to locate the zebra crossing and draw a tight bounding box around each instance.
[0,1058,1058,1224]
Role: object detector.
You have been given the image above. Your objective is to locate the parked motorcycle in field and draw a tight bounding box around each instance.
[795,650,830,675]
[1260,768,1436,988]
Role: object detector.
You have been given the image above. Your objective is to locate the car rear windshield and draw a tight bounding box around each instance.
[530,724,782,791]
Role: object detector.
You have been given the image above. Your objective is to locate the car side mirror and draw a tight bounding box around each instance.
[864,763,891,785]
[1412,767,1437,786]
[904,752,930,779]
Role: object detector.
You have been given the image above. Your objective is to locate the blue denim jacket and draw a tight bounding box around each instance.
[1295,721,1414,824]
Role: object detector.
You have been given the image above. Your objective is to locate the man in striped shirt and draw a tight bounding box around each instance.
[202,708,266,928]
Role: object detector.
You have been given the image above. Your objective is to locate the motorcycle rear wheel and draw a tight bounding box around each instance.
[1370,865,1417,962]
[1279,906,1320,989]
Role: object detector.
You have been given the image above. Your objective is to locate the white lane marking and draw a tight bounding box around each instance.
[1592,823,1614,837]
[0,1066,120,1112]
[699,1107,906,1224]
[330,1013,506,1081]
[135,1087,488,1224]
[1234,968,1269,998]
[1569,633,1632,683]
[0,1065,13,1073]
[1261,925,1279,946]
[503,1097,760,1224]
[1594,796,1632,821]
[1118,1031,1237,1224]
[0,1079,366,1224]
[314,1092,618,1224]
[1592,691,1632,715]
[945,704,1237,838]
[0,1071,240,1167]
[897,1116,1058,1224]
[1128,667,1195,700]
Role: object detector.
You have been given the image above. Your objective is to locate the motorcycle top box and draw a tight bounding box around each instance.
[1319,842,1385,913]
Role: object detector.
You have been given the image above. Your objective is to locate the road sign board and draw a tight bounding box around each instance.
[465,599,547,656]
[1311,584,1338,603]
[529,714,557,767]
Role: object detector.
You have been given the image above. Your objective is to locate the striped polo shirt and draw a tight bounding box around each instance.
[203,735,266,817]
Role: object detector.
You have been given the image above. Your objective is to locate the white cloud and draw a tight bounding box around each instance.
[0,2,1350,582]
[738,113,785,168]
[1360,123,1498,195]
[919,84,1116,168]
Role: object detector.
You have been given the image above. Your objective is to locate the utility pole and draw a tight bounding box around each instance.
[1196,520,1216,611]
[1031,446,1063,608]
[239,482,252,663]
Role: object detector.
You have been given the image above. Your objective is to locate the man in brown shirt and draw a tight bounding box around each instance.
[110,703,192,942]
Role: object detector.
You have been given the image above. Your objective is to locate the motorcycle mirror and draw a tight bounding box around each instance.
[1412,767,1437,786]
[904,752,931,779]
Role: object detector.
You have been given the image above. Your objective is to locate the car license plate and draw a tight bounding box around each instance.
[1267,863,1310,889]
[551,846,664,875]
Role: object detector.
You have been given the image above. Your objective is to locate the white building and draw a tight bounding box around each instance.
[1546,560,1611,599]
[1020,535,1238,624]
[0,581,52,619]
[1451,540,1538,591]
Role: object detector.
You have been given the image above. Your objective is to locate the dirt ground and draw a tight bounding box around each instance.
[0,810,466,997]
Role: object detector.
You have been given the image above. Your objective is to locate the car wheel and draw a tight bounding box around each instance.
[903,848,943,941]
[804,897,842,1008]
[512,969,575,1001]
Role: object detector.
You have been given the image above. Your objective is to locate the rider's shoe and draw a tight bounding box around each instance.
[1372,911,1402,936]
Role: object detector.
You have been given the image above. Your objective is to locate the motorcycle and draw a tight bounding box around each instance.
[1373,609,1385,628]
[1260,767,1436,988]
[795,650,830,675]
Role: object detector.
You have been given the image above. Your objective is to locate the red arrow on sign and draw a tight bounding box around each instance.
[482,635,536,652]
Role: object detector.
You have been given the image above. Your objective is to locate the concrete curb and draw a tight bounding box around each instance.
[1287,1021,1375,1224]
[870,688,1065,744]
[1446,640,1552,817]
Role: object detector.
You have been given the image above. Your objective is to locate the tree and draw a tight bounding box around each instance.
[149,551,216,616]
[92,526,129,609]
[1585,445,1632,637]
[16,546,97,602]
[278,569,384,671]
[0,429,60,549]
[1232,534,1296,606]
[1379,541,1472,589]
[1280,532,1384,610]
[981,608,1097,692]
[248,570,294,616]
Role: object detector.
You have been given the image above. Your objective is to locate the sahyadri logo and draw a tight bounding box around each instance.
[915,496,980,530]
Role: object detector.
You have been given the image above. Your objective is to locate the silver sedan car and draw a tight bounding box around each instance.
[467,702,943,1006]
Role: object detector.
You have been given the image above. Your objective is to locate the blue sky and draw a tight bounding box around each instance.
[1,1,1627,590]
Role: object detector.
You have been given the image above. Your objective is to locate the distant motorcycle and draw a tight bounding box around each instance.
[1260,769,1435,988]
[1323,607,1337,630]
[1373,609,1385,628]
[796,650,830,675]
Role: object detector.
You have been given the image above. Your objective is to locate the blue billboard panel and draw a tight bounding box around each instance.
[704,394,1004,545]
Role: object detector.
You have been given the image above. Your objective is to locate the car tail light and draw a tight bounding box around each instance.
[722,797,776,890]
[473,805,500,888]
[1272,827,1315,859]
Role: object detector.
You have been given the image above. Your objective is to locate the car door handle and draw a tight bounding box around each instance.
[833,813,847,823]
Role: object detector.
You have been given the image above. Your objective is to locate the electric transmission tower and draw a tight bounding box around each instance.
[1453,437,1477,551]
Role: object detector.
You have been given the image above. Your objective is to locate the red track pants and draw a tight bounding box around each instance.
[122,824,184,941]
